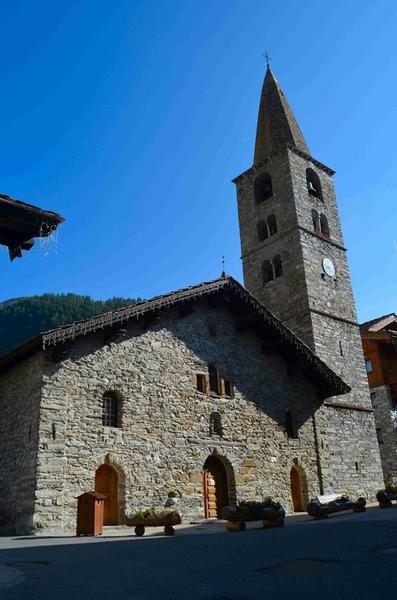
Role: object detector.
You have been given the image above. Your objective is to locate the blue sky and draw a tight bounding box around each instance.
[1,0,396,323]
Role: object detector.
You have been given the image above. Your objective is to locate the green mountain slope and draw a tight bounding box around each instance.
[0,293,140,356]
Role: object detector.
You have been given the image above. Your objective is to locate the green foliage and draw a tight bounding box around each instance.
[129,508,180,521]
[0,293,140,356]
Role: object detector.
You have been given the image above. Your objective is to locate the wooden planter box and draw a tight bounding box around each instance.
[376,490,397,508]
[126,514,182,536]
[307,496,366,519]
[221,505,285,532]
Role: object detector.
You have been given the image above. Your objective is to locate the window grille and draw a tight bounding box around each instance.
[102,392,119,427]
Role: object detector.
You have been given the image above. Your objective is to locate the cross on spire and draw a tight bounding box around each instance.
[263,49,272,68]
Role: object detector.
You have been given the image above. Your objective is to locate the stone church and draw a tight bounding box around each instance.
[0,67,383,534]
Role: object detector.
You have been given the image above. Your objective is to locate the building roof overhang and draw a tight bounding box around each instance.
[0,194,64,260]
[0,276,349,398]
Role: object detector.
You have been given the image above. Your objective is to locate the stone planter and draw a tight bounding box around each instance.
[221,505,285,532]
[126,514,181,536]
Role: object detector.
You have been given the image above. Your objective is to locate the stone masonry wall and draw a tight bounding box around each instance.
[35,302,323,533]
[371,385,397,486]
[0,354,42,533]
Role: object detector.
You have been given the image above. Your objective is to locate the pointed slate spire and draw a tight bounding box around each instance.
[254,67,309,164]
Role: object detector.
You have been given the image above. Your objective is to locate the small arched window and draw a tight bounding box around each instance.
[273,255,283,279]
[102,392,120,428]
[257,220,269,242]
[262,260,274,285]
[254,172,273,205]
[210,412,223,437]
[208,364,220,395]
[306,168,323,201]
[285,410,297,439]
[267,214,278,236]
[320,214,330,238]
[311,209,320,232]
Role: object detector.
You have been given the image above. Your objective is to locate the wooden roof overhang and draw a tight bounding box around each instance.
[0,194,64,259]
[0,276,349,397]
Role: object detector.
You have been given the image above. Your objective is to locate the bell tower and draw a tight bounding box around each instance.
[234,66,384,496]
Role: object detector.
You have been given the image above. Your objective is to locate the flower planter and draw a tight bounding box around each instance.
[307,496,366,519]
[376,490,397,508]
[221,504,285,532]
[126,514,181,536]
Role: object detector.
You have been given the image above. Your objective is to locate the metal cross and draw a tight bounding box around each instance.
[263,50,272,68]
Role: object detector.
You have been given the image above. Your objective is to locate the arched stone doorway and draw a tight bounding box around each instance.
[95,464,119,525]
[203,455,230,519]
[290,465,308,512]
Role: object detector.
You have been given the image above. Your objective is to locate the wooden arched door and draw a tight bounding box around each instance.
[203,456,229,519]
[290,466,303,512]
[95,464,119,525]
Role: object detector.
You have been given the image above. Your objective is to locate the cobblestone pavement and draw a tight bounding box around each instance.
[0,505,396,599]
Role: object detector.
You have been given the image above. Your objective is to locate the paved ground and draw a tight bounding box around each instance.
[1,505,396,599]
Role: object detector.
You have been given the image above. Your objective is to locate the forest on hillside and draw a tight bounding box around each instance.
[0,293,139,356]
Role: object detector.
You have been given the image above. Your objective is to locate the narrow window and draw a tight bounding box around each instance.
[339,341,344,356]
[254,172,273,205]
[51,423,56,440]
[257,220,269,242]
[355,461,359,472]
[311,209,320,232]
[223,379,233,397]
[273,255,283,278]
[208,364,220,395]
[207,320,217,337]
[376,428,383,444]
[370,392,376,407]
[285,410,297,439]
[306,168,323,201]
[267,214,278,236]
[262,260,274,285]
[196,373,207,393]
[320,214,330,237]
[102,392,120,427]
[28,424,32,442]
[365,359,373,373]
[210,412,223,436]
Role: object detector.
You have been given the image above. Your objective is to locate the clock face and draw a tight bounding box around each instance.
[322,257,335,277]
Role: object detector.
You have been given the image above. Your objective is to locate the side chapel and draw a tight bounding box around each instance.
[0,67,383,534]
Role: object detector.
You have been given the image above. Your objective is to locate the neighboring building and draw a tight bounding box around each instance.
[0,193,63,261]
[234,66,383,496]
[0,66,384,534]
[360,314,397,487]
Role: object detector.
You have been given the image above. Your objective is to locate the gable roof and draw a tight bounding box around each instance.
[360,313,397,333]
[0,275,349,397]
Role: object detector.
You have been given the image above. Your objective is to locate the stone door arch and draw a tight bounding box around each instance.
[290,465,308,512]
[203,455,230,519]
[95,464,119,525]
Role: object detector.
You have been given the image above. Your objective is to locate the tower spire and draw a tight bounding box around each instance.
[254,67,309,164]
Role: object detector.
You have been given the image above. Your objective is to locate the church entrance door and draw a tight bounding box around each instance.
[290,466,303,512]
[95,464,119,525]
[203,456,229,519]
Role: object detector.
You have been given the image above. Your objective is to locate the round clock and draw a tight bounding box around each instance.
[322,257,335,277]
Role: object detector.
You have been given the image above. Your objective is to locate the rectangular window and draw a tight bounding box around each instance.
[196,374,207,393]
[365,359,373,373]
[285,411,298,439]
[223,379,233,397]
[376,428,383,444]
[208,365,220,395]
[370,392,376,407]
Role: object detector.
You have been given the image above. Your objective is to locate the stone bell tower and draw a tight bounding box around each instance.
[233,66,384,496]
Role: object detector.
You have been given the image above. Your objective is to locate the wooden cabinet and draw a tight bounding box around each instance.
[76,491,105,536]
